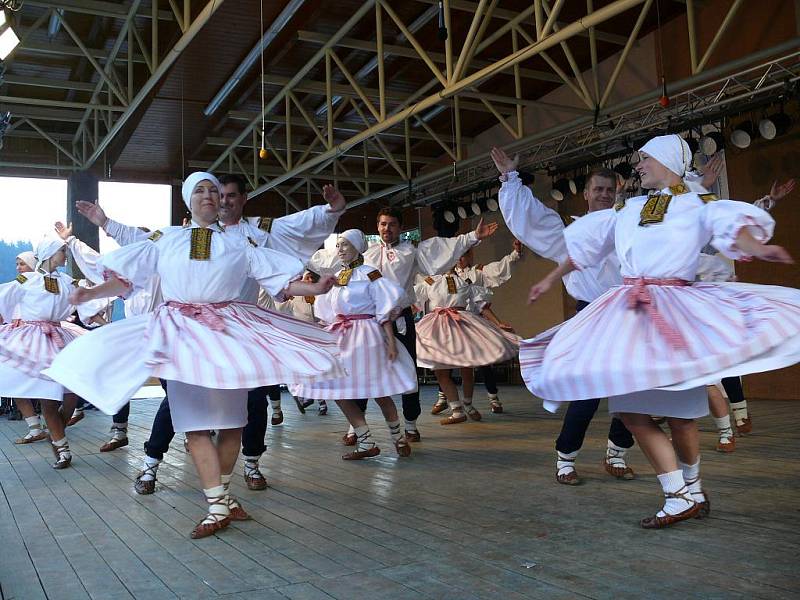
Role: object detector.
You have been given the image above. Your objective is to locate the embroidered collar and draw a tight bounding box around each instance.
[185,220,225,232]
[654,182,689,196]
[346,255,364,269]
[381,238,400,249]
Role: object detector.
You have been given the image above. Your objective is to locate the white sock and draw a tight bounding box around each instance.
[52,436,71,460]
[556,449,579,476]
[52,436,68,447]
[679,459,705,503]
[730,400,748,425]
[354,425,375,451]
[318,400,327,407]
[110,423,127,440]
[606,440,629,467]
[386,419,402,442]
[140,456,160,481]
[656,470,694,516]
[713,415,734,442]
[347,423,355,436]
[25,415,42,429]
[435,391,447,405]
[72,407,84,416]
[244,455,261,477]
[488,393,498,400]
[201,484,229,524]
[404,419,418,433]
[463,396,474,406]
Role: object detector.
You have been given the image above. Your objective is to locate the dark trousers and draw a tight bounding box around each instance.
[143,380,174,460]
[242,385,280,457]
[144,381,278,460]
[113,403,130,425]
[478,365,498,395]
[554,299,634,454]
[721,377,745,403]
[354,308,421,422]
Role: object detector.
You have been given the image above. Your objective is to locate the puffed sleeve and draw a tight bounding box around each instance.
[267,204,343,263]
[102,218,152,247]
[696,253,735,282]
[563,209,617,269]
[367,273,405,324]
[413,279,430,309]
[67,236,105,284]
[306,246,340,277]
[311,289,336,325]
[97,239,159,292]
[475,250,520,288]
[468,284,493,313]
[0,279,24,323]
[246,246,304,299]
[415,231,479,276]
[75,283,110,323]
[703,200,775,260]
[499,171,568,263]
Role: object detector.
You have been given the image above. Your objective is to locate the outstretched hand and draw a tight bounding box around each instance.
[75,200,108,227]
[528,278,553,304]
[700,153,724,189]
[322,184,346,212]
[756,244,794,264]
[769,179,796,203]
[474,218,499,240]
[490,146,518,175]
[54,221,73,241]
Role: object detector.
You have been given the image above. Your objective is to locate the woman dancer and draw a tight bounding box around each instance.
[524,134,798,528]
[0,238,91,467]
[44,172,344,538]
[294,230,418,459]
[415,271,518,425]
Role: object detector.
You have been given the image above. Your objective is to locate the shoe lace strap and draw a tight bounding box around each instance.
[201,495,230,525]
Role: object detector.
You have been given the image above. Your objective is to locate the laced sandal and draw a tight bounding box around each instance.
[342,446,381,460]
[556,457,580,485]
[604,448,635,480]
[430,402,449,415]
[51,442,72,470]
[440,412,467,425]
[394,436,411,457]
[465,405,482,421]
[318,402,328,416]
[685,476,710,519]
[342,432,357,446]
[736,417,752,435]
[66,411,84,427]
[244,461,268,491]
[227,495,251,521]
[100,428,128,452]
[489,399,503,414]
[640,491,699,529]
[271,411,284,426]
[190,496,231,539]
[134,464,158,495]
[404,429,421,442]
[293,396,309,413]
[716,435,736,453]
[15,427,48,444]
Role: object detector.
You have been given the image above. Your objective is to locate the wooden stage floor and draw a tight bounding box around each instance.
[1,386,798,599]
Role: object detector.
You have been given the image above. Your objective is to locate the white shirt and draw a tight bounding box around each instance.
[414,272,492,313]
[308,232,480,310]
[0,270,85,323]
[99,222,304,304]
[566,190,775,280]
[499,170,621,302]
[454,250,520,288]
[314,263,405,326]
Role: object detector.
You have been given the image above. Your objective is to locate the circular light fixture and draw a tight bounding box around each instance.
[457,206,468,219]
[759,112,791,140]
[486,195,499,212]
[443,210,456,223]
[471,200,482,215]
[730,121,754,149]
[699,131,725,156]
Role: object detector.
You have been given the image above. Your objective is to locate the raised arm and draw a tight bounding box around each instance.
[75,200,151,247]
[492,146,568,263]
[475,240,523,288]
[55,221,105,284]
[265,185,346,263]
[416,218,497,276]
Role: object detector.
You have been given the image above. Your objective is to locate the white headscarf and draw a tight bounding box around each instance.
[639,134,692,177]
[181,171,222,210]
[35,236,66,271]
[338,229,367,254]
[16,251,36,271]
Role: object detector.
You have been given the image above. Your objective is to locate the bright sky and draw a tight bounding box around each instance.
[0,176,171,253]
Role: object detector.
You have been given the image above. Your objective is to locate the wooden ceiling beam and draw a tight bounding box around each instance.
[23,0,175,21]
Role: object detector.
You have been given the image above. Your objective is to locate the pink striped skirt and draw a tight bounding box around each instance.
[416,308,519,370]
[0,320,86,376]
[294,315,418,400]
[43,301,345,416]
[520,281,800,409]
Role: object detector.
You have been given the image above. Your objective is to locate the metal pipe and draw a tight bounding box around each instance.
[204,0,306,115]
[83,0,226,168]
[345,39,800,209]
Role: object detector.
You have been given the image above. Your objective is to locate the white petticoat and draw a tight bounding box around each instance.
[0,361,64,401]
[166,381,248,432]
[608,387,709,419]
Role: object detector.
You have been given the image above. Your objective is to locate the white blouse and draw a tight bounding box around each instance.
[98,222,304,304]
[454,249,520,288]
[414,273,492,312]
[565,190,775,280]
[314,263,405,326]
[0,270,82,323]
